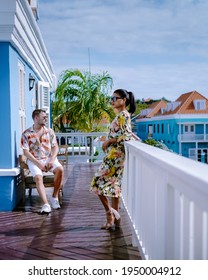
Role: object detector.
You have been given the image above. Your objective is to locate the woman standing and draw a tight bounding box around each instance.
[90,89,136,229]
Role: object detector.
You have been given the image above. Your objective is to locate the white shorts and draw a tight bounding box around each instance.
[27,158,62,177]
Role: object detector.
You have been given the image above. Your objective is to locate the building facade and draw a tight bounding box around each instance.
[136,91,208,163]
[0,0,55,210]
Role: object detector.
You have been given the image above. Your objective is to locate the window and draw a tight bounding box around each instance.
[148,125,153,135]
[193,99,206,110]
[161,123,164,134]
[189,148,196,160]
[197,149,208,162]
[167,124,170,134]
[188,148,208,162]
[184,124,195,134]
[190,125,194,133]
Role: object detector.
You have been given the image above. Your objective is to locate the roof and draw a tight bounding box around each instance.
[143,98,153,103]
[163,90,208,115]
[137,91,208,119]
[148,100,167,117]
[137,100,167,119]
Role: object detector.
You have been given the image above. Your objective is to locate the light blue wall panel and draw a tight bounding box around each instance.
[0,43,34,210]
[0,176,22,211]
[195,124,204,134]
[0,43,11,168]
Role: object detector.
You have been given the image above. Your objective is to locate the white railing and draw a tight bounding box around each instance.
[178,134,208,141]
[56,132,108,162]
[122,140,208,260]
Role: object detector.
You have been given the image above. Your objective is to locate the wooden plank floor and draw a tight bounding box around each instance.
[0,162,142,260]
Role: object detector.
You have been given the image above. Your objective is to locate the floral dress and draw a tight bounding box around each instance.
[90,110,132,198]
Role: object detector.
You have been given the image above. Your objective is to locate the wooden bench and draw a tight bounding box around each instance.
[19,155,63,205]
[57,145,68,166]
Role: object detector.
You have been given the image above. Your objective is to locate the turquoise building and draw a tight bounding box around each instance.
[0,0,55,210]
[136,91,208,163]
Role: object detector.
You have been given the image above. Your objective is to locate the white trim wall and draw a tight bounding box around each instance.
[0,0,56,89]
[18,59,26,133]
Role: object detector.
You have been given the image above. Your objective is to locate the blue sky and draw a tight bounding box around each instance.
[38,0,208,100]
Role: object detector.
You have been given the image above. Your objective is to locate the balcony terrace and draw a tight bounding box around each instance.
[0,132,208,260]
[178,134,208,142]
[0,160,141,260]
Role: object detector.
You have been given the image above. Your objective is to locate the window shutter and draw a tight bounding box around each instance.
[37,81,51,127]
[38,81,50,109]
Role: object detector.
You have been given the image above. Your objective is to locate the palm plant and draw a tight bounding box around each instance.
[53,69,115,132]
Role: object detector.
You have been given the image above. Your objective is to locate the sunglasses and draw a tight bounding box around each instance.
[110,96,123,102]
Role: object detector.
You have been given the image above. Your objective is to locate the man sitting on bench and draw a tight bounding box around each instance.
[21,109,63,214]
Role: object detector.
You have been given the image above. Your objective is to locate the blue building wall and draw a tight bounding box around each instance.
[136,116,208,158]
[0,43,36,210]
[0,43,12,168]
[137,118,179,153]
[181,142,195,158]
[0,43,19,209]
[0,1,55,211]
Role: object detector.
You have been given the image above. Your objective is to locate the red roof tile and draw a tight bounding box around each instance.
[137,91,208,119]
[137,100,167,119]
[163,91,208,115]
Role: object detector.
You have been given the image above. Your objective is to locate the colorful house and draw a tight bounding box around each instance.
[136,91,208,163]
[0,0,55,210]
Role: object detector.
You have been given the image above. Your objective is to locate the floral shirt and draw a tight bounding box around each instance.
[21,126,57,160]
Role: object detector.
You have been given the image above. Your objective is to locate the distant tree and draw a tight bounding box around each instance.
[53,69,115,132]
[144,139,173,152]
[134,99,148,116]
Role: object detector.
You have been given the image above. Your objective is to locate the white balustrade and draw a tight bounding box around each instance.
[178,134,208,141]
[122,140,208,260]
[56,132,108,162]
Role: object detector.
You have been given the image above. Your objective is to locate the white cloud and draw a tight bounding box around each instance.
[38,0,208,100]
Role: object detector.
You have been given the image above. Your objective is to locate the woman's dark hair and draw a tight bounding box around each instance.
[113,89,136,114]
